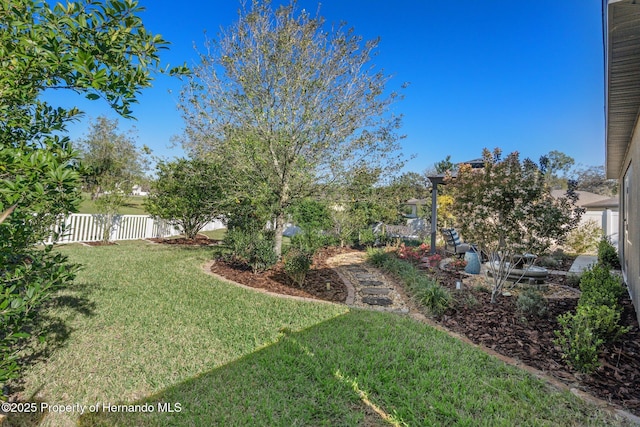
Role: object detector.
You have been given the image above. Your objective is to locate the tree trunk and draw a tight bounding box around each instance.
[274,212,285,259]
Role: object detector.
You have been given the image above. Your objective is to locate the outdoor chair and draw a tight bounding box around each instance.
[440,228,471,257]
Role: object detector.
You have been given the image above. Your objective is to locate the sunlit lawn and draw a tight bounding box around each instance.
[77,193,148,215]
[11,241,626,426]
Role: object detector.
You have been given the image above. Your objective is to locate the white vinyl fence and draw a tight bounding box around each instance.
[46,214,225,244]
[581,209,619,246]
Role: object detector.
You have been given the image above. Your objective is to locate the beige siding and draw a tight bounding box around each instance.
[620,118,640,323]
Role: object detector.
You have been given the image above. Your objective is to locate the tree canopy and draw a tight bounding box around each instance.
[179,0,405,257]
[0,0,183,394]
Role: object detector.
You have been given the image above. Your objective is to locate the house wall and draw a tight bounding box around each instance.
[619,118,640,324]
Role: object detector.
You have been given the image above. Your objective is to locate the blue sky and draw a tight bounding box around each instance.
[49,0,605,175]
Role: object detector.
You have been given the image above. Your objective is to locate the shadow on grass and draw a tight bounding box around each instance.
[5,283,98,412]
[71,309,612,427]
[76,311,387,427]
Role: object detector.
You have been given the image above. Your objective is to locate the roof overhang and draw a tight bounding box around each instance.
[604,0,640,179]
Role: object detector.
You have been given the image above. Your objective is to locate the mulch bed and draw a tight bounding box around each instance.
[148,234,221,246]
[435,269,640,415]
[209,247,350,303]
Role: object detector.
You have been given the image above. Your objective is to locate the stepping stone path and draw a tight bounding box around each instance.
[326,251,410,314]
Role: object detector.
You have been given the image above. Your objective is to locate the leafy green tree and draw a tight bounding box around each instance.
[540,150,575,189]
[179,0,405,258]
[145,158,226,239]
[77,115,149,200]
[434,155,456,174]
[0,0,183,395]
[449,148,582,303]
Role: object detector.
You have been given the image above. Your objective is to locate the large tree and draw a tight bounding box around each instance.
[179,0,405,257]
[77,115,148,200]
[0,0,183,392]
[573,165,617,197]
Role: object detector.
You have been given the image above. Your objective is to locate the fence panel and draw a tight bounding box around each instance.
[45,214,223,244]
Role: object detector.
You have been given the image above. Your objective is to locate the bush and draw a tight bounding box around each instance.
[597,237,620,269]
[284,250,313,287]
[356,227,376,247]
[290,230,333,254]
[516,288,548,317]
[579,264,625,308]
[416,282,451,317]
[579,305,630,344]
[554,310,604,374]
[564,220,603,254]
[223,228,277,274]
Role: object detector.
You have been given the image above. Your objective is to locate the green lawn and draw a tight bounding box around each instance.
[77,193,148,215]
[11,241,625,426]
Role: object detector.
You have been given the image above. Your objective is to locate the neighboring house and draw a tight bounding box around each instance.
[551,190,619,245]
[603,0,640,322]
[131,185,149,196]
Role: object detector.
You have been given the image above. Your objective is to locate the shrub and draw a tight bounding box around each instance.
[284,250,313,287]
[578,305,630,344]
[564,220,603,254]
[536,256,560,269]
[223,228,277,274]
[396,243,430,264]
[597,237,621,269]
[366,248,389,268]
[290,230,328,254]
[579,264,625,308]
[516,288,548,317]
[554,310,604,374]
[357,227,376,247]
[416,282,451,317]
[447,258,467,271]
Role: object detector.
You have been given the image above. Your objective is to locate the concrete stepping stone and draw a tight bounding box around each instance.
[355,273,378,280]
[362,296,393,306]
[361,287,391,296]
[360,280,385,287]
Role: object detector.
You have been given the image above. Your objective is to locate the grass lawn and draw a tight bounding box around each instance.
[12,241,625,426]
[77,193,148,215]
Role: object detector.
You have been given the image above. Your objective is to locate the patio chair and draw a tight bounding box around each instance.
[440,228,471,257]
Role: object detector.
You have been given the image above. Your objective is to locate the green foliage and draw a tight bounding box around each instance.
[516,288,548,317]
[356,227,377,247]
[145,158,226,239]
[578,263,625,308]
[565,220,603,254]
[554,309,604,374]
[283,250,313,287]
[597,237,620,269]
[554,262,628,373]
[223,228,277,274]
[77,116,148,200]
[449,148,583,303]
[180,0,405,257]
[415,282,452,317]
[0,0,183,396]
[290,198,332,232]
[365,248,451,317]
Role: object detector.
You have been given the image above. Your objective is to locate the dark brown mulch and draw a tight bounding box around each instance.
[434,269,640,415]
[148,235,221,246]
[83,241,117,246]
[209,247,352,303]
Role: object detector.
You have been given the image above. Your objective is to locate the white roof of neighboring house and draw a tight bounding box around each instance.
[550,190,613,208]
[581,197,619,209]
